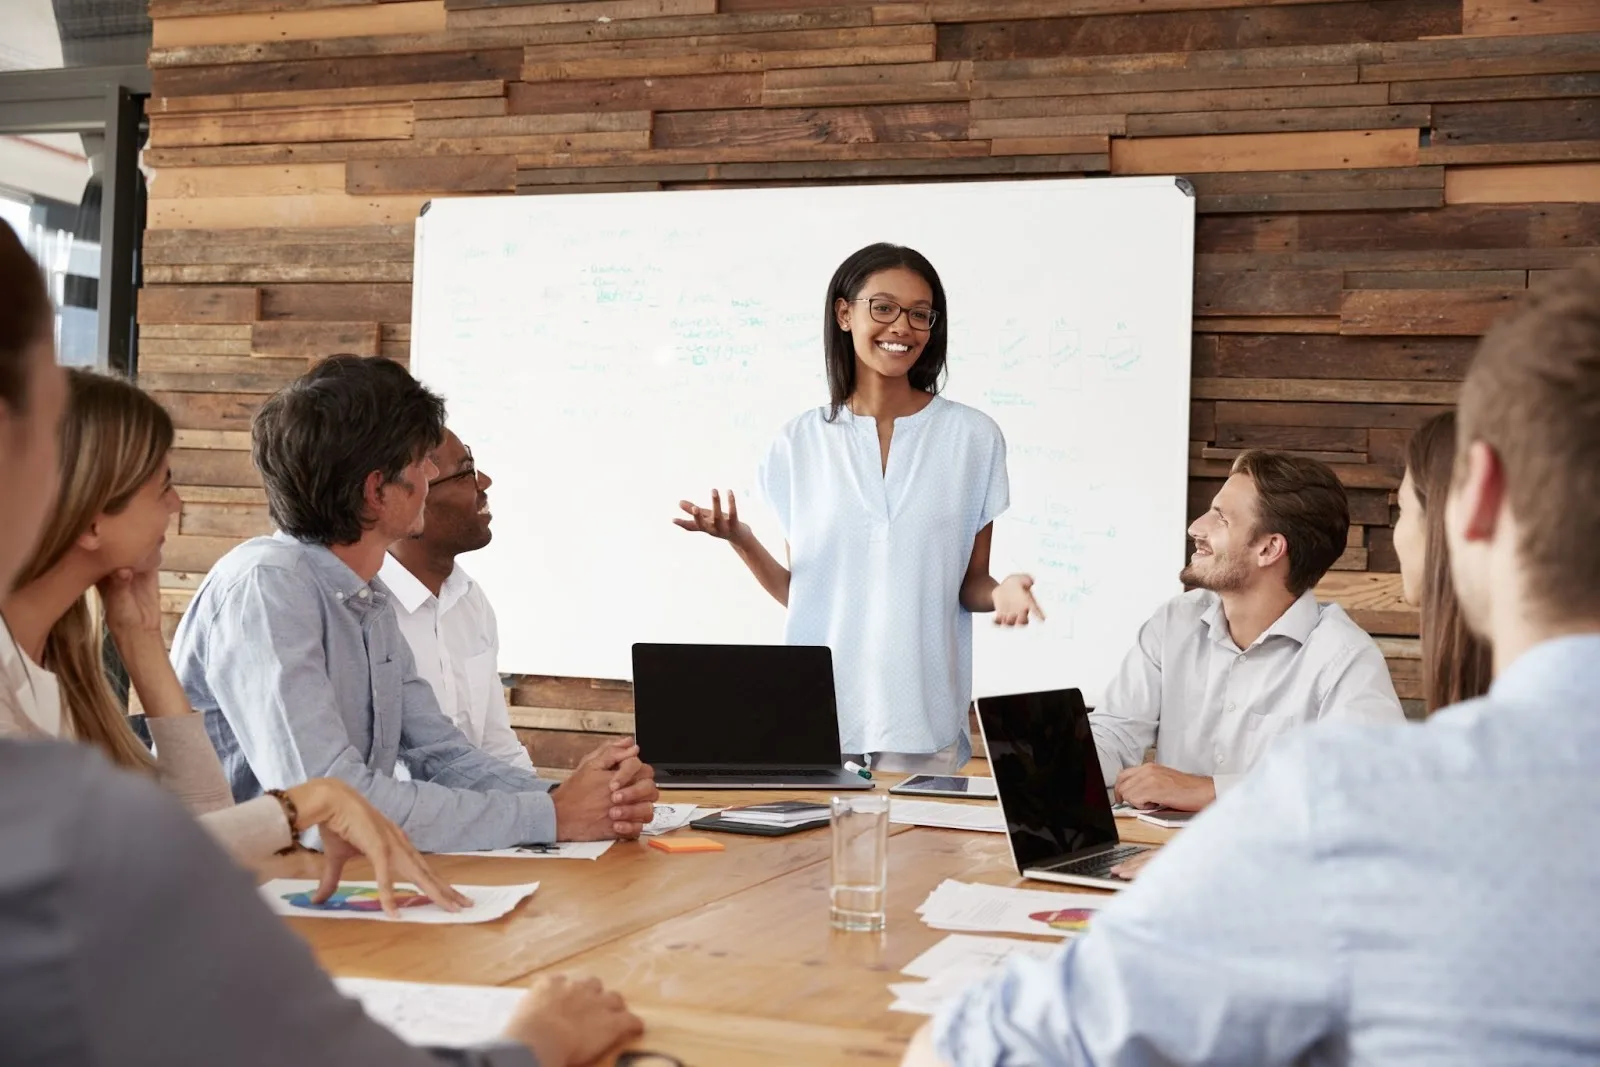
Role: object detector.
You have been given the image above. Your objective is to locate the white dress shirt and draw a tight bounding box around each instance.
[1091,588,1403,792]
[378,554,534,772]
[937,635,1600,1066]
[758,396,1008,759]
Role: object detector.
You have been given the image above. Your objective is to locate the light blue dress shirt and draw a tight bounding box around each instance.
[758,396,1009,758]
[171,533,557,853]
[936,634,1600,1066]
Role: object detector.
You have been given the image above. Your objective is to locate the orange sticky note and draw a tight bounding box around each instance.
[648,836,725,853]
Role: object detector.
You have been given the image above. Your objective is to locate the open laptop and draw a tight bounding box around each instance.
[631,643,873,790]
[976,688,1153,890]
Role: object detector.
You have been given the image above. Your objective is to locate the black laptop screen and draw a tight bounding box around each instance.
[978,689,1119,868]
[630,643,843,766]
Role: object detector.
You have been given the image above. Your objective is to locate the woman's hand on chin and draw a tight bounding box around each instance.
[97,567,164,641]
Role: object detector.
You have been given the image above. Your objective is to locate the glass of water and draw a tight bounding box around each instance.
[830,794,890,931]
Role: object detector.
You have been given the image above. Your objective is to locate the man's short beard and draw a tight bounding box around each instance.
[1180,555,1250,593]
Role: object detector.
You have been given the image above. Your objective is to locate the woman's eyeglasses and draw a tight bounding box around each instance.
[851,298,938,332]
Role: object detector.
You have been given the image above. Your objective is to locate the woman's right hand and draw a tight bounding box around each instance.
[502,974,644,1066]
[284,777,472,918]
[674,488,749,546]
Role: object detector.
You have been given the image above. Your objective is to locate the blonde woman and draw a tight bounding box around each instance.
[0,367,464,912]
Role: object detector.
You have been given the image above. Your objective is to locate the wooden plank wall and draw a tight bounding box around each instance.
[140,0,1600,767]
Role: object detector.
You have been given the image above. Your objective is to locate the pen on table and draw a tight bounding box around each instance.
[844,760,872,780]
[513,843,560,854]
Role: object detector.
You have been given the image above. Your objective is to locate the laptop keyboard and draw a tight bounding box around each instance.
[1044,844,1149,879]
[659,767,837,778]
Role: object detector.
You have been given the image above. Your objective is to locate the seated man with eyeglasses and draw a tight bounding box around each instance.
[381,430,536,772]
[173,357,658,853]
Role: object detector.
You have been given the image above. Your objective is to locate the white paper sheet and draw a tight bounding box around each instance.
[443,841,614,860]
[902,933,1061,979]
[916,879,1105,938]
[890,799,1006,833]
[259,880,539,923]
[640,803,720,836]
[335,977,523,1046]
[888,934,1064,1014]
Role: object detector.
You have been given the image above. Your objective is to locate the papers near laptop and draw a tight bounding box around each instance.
[890,799,1005,833]
[889,934,1060,1016]
[260,880,538,923]
[337,978,522,1047]
[916,879,1105,938]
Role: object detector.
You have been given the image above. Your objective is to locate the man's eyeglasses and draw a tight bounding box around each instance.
[428,447,481,489]
[851,298,938,331]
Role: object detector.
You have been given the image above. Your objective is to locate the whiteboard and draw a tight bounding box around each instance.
[412,177,1194,705]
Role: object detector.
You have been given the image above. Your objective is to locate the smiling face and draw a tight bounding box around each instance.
[1180,473,1261,593]
[412,428,494,559]
[834,267,935,384]
[88,453,182,574]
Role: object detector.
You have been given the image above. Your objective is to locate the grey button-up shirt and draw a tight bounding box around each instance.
[172,533,556,852]
[0,738,536,1067]
[1090,588,1404,793]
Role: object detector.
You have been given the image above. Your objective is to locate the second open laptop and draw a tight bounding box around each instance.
[631,643,873,790]
[975,687,1154,890]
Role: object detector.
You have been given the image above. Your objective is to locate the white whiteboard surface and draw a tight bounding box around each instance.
[412,177,1194,705]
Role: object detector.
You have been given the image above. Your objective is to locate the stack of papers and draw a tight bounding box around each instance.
[718,801,830,827]
[641,803,720,836]
[1135,809,1196,828]
[336,977,522,1046]
[888,934,1059,1016]
[444,841,614,861]
[889,799,1005,833]
[916,879,1106,938]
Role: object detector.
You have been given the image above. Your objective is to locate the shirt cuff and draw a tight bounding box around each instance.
[521,790,559,845]
[1214,772,1244,795]
[197,795,296,865]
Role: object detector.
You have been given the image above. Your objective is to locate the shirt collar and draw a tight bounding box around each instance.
[377,552,475,615]
[1201,588,1321,650]
[273,530,388,612]
[1490,634,1600,706]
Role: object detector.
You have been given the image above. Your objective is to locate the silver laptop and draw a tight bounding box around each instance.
[631,643,873,791]
[976,688,1153,890]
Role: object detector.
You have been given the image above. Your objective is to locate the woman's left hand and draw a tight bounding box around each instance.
[993,574,1045,626]
[97,567,164,639]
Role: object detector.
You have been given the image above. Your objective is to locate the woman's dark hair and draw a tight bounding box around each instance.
[252,355,446,546]
[822,242,948,421]
[0,220,51,412]
[1406,411,1493,714]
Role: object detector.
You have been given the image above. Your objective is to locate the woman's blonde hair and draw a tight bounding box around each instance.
[12,369,174,770]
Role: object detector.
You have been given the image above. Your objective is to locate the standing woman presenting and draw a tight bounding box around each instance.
[677,242,1043,773]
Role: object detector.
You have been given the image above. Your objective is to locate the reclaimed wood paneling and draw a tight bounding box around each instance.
[141,0,1600,759]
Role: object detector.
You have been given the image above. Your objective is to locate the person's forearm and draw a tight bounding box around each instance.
[731,532,790,607]
[960,573,998,613]
[114,628,194,718]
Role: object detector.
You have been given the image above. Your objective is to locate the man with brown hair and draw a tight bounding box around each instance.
[1091,450,1403,816]
[905,266,1600,1067]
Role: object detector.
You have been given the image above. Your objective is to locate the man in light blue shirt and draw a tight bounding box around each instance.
[174,356,658,854]
[906,266,1600,1065]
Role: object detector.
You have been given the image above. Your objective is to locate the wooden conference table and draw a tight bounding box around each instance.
[263,768,1177,1066]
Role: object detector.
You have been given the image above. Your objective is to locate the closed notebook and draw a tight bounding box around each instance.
[718,801,831,826]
